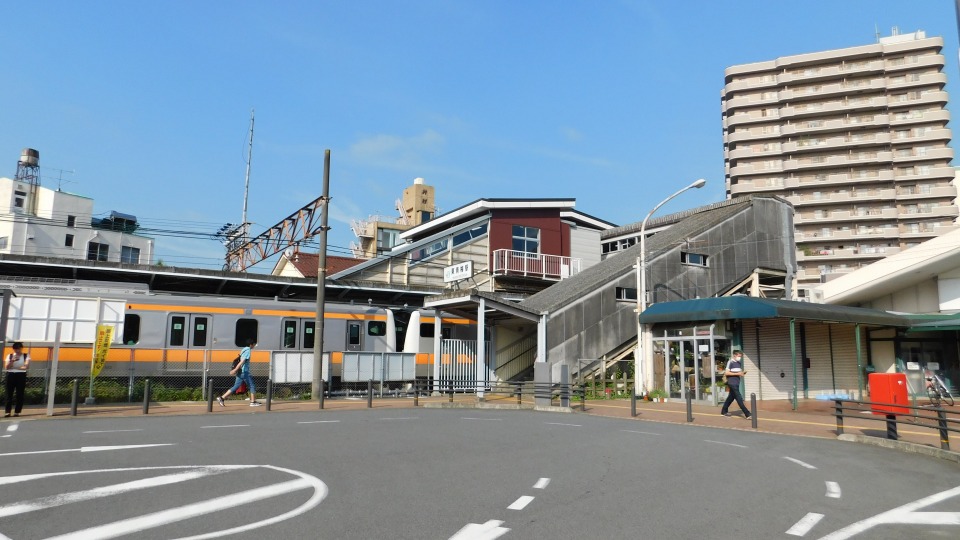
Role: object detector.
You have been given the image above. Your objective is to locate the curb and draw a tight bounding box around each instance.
[838,433,960,464]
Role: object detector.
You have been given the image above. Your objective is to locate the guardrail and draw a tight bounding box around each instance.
[832,398,960,451]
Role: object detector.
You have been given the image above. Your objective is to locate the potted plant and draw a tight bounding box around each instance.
[649,388,667,402]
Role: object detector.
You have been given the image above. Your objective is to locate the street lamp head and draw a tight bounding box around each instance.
[690,178,706,189]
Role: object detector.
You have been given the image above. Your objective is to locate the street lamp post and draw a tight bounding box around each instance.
[635,178,706,397]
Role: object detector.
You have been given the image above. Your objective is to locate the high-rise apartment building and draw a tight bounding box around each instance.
[722,30,958,289]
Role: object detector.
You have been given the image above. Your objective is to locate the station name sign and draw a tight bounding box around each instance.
[443,261,473,283]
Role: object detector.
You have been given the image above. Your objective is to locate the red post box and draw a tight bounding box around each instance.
[869,373,909,415]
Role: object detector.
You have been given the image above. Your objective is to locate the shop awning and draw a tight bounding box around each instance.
[637,296,912,327]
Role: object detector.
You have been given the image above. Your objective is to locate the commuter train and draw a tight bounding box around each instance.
[3,288,477,390]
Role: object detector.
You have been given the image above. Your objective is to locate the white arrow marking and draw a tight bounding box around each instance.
[0,443,172,457]
[786,512,824,536]
[825,481,841,498]
[784,456,817,469]
[449,519,510,540]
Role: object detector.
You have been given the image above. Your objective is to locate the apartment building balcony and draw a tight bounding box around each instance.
[887,72,948,91]
[885,54,945,73]
[897,185,958,201]
[839,59,885,76]
[892,128,952,145]
[492,249,581,281]
[901,223,959,240]
[897,165,957,183]
[728,162,783,177]
[892,147,954,164]
[792,188,896,205]
[797,246,902,261]
[796,227,901,243]
[889,109,950,127]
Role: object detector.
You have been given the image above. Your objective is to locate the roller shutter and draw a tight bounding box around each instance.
[741,319,793,401]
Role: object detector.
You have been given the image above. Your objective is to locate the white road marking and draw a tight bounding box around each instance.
[508,496,534,510]
[786,512,824,536]
[545,422,581,427]
[705,440,747,448]
[0,436,9,438]
[1,465,329,540]
[449,519,510,540]
[462,417,502,421]
[784,456,818,470]
[819,484,960,539]
[0,444,173,457]
[533,478,550,489]
[296,420,340,424]
[199,424,249,429]
[825,481,841,498]
[0,468,225,518]
[379,417,418,420]
[621,430,662,436]
[6,424,18,433]
[83,429,143,434]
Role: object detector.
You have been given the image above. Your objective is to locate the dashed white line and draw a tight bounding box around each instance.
[826,481,841,498]
[783,456,817,470]
[533,478,550,489]
[296,420,340,424]
[705,440,747,448]
[508,495,534,510]
[200,425,250,429]
[621,430,662,436]
[786,512,824,536]
[449,519,510,540]
[0,444,173,457]
[83,429,143,434]
[545,422,581,427]
[462,417,502,421]
[379,417,418,421]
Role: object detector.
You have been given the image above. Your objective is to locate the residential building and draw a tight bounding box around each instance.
[722,29,958,288]
[350,177,437,259]
[271,251,364,278]
[0,151,153,265]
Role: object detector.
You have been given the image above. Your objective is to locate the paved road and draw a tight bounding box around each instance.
[0,409,957,539]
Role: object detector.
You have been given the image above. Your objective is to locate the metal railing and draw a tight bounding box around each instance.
[832,398,960,451]
[491,249,582,280]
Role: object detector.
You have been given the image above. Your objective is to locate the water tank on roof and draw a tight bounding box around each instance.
[18,148,39,167]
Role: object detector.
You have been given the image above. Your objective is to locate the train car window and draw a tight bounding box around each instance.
[420,323,435,338]
[283,320,297,348]
[122,314,140,345]
[441,327,452,339]
[235,318,258,347]
[368,321,387,336]
[192,317,208,347]
[303,321,315,349]
[348,322,361,345]
[170,316,186,346]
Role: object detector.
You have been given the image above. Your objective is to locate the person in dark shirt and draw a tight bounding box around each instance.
[721,349,751,419]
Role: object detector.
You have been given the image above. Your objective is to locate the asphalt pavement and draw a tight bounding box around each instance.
[5,392,959,464]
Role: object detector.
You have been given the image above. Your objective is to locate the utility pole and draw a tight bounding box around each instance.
[242,109,255,242]
[312,150,331,399]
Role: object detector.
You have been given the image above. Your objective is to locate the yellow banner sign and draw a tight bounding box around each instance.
[91,325,115,378]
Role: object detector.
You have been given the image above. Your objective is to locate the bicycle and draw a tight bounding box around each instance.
[926,372,955,407]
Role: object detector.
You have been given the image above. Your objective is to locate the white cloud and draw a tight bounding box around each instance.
[348,129,445,170]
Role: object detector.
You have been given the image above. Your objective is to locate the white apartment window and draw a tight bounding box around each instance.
[917,165,931,176]
[120,246,141,264]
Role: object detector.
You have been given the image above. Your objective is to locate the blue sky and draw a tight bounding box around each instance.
[1,1,958,271]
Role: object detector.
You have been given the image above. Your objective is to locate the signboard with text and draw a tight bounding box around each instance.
[443,261,473,283]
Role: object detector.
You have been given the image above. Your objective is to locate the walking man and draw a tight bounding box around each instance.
[721,349,751,419]
[218,339,262,407]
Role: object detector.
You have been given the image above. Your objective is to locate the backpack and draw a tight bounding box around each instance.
[231,354,242,371]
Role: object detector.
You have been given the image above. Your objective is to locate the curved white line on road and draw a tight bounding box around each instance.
[783,456,817,469]
[825,481,841,498]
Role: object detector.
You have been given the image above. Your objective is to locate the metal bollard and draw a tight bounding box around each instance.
[70,379,79,416]
[266,379,273,411]
[449,381,454,403]
[367,379,373,408]
[413,381,419,407]
[938,409,950,451]
[885,414,898,440]
[516,382,522,406]
[207,379,214,412]
[631,390,637,417]
[834,399,844,435]
[750,393,757,429]
[686,389,693,422]
[581,386,587,412]
[142,379,151,415]
[319,380,325,410]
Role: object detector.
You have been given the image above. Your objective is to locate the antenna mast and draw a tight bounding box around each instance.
[242,108,254,242]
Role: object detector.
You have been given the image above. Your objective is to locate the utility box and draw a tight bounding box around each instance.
[869,373,909,415]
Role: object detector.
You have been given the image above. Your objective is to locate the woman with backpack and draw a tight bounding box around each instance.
[217,339,262,407]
